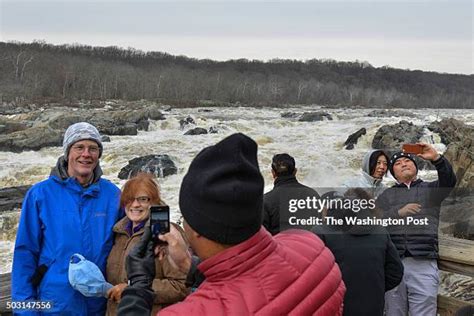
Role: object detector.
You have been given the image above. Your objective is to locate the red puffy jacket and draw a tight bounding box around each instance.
[160,228,345,315]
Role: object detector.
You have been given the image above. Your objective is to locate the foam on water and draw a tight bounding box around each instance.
[0,106,472,273]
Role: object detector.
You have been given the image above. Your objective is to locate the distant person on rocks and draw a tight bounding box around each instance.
[12,122,122,315]
[106,173,188,315]
[343,149,389,198]
[263,153,320,235]
[377,144,457,316]
[117,133,345,315]
[313,188,403,316]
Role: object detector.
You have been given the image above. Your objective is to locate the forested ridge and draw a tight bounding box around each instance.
[1,41,472,108]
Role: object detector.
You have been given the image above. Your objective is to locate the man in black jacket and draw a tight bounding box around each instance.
[263,153,320,234]
[314,188,403,316]
[377,143,457,316]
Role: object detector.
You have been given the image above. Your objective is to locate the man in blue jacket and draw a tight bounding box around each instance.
[12,122,122,315]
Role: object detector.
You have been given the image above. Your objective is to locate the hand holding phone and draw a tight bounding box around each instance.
[150,205,170,245]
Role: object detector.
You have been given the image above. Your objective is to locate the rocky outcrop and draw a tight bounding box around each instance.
[298,111,333,122]
[208,126,219,134]
[368,109,415,117]
[372,120,432,170]
[427,118,472,146]
[179,116,195,130]
[344,128,366,150]
[0,120,30,134]
[184,127,208,136]
[372,120,424,150]
[281,112,300,118]
[0,125,63,152]
[439,121,474,239]
[0,185,31,212]
[0,104,166,152]
[118,154,178,179]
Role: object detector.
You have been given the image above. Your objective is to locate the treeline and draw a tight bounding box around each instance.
[0,40,472,108]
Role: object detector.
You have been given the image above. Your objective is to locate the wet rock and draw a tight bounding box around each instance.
[98,123,137,136]
[427,118,473,146]
[372,120,433,170]
[444,134,474,190]
[118,154,178,179]
[46,113,85,130]
[198,109,213,113]
[281,112,299,118]
[0,126,63,152]
[179,116,195,130]
[372,120,424,150]
[136,119,150,131]
[368,109,415,117]
[298,111,333,122]
[101,135,111,142]
[145,105,166,120]
[184,127,208,136]
[0,120,30,135]
[0,185,31,212]
[208,126,219,134]
[344,128,366,150]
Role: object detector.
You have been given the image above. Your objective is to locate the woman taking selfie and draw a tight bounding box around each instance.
[105,173,188,315]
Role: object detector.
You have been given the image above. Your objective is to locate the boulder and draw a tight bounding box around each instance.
[372,120,433,170]
[298,111,333,122]
[368,109,415,117]
[118,154,178,179]
[0,121,29,134]
[372,120,424,150]
[208,126,219,134]
[145,105,166,120]
[281,112,300,118]
[344,128,366,150]
[179,116,195,130]
[0,185,31,212]
[439,125,473,239]
[184,127,208,136]
[0,125,63,152]
[97,123,138,136]
[427,118,472,146]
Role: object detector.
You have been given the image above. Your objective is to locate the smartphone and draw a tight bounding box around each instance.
[150,205,170,243]
[402,144,423,155]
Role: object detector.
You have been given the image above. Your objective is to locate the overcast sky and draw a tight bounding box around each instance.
[0,0,472,74]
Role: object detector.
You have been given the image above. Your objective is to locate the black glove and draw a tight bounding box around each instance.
[126,226,156,290]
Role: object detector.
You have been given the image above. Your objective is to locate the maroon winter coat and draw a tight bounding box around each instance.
[159,228,345,315]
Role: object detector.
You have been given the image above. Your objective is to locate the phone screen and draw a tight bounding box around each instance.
[150,205,170,240]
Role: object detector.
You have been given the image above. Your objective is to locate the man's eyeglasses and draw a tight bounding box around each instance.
[128,196,151,205]
[71,144,100,155]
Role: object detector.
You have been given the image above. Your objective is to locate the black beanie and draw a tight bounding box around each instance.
[389,151,418,179]
[179,133,264,245]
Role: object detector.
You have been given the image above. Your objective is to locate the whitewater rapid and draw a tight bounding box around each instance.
[0,105,472,273]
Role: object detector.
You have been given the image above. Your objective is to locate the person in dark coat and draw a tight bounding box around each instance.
[313,188,403,316]
[263,153,320,234]
[377,143,457,316]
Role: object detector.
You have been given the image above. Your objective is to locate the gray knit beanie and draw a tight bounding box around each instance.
[63,122,103,159]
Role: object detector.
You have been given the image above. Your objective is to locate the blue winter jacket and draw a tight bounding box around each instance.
[12,157,121,315]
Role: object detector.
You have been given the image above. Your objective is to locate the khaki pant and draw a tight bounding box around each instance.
[385,257,439,316]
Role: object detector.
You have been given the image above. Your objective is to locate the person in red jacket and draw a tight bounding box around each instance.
[118,133,346,315]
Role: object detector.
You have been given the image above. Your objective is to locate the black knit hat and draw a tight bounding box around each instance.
[389,151,418,179]
[179,133,264,245]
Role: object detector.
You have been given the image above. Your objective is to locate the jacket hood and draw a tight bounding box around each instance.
[361,149,385,184]
[50,156,103,184]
